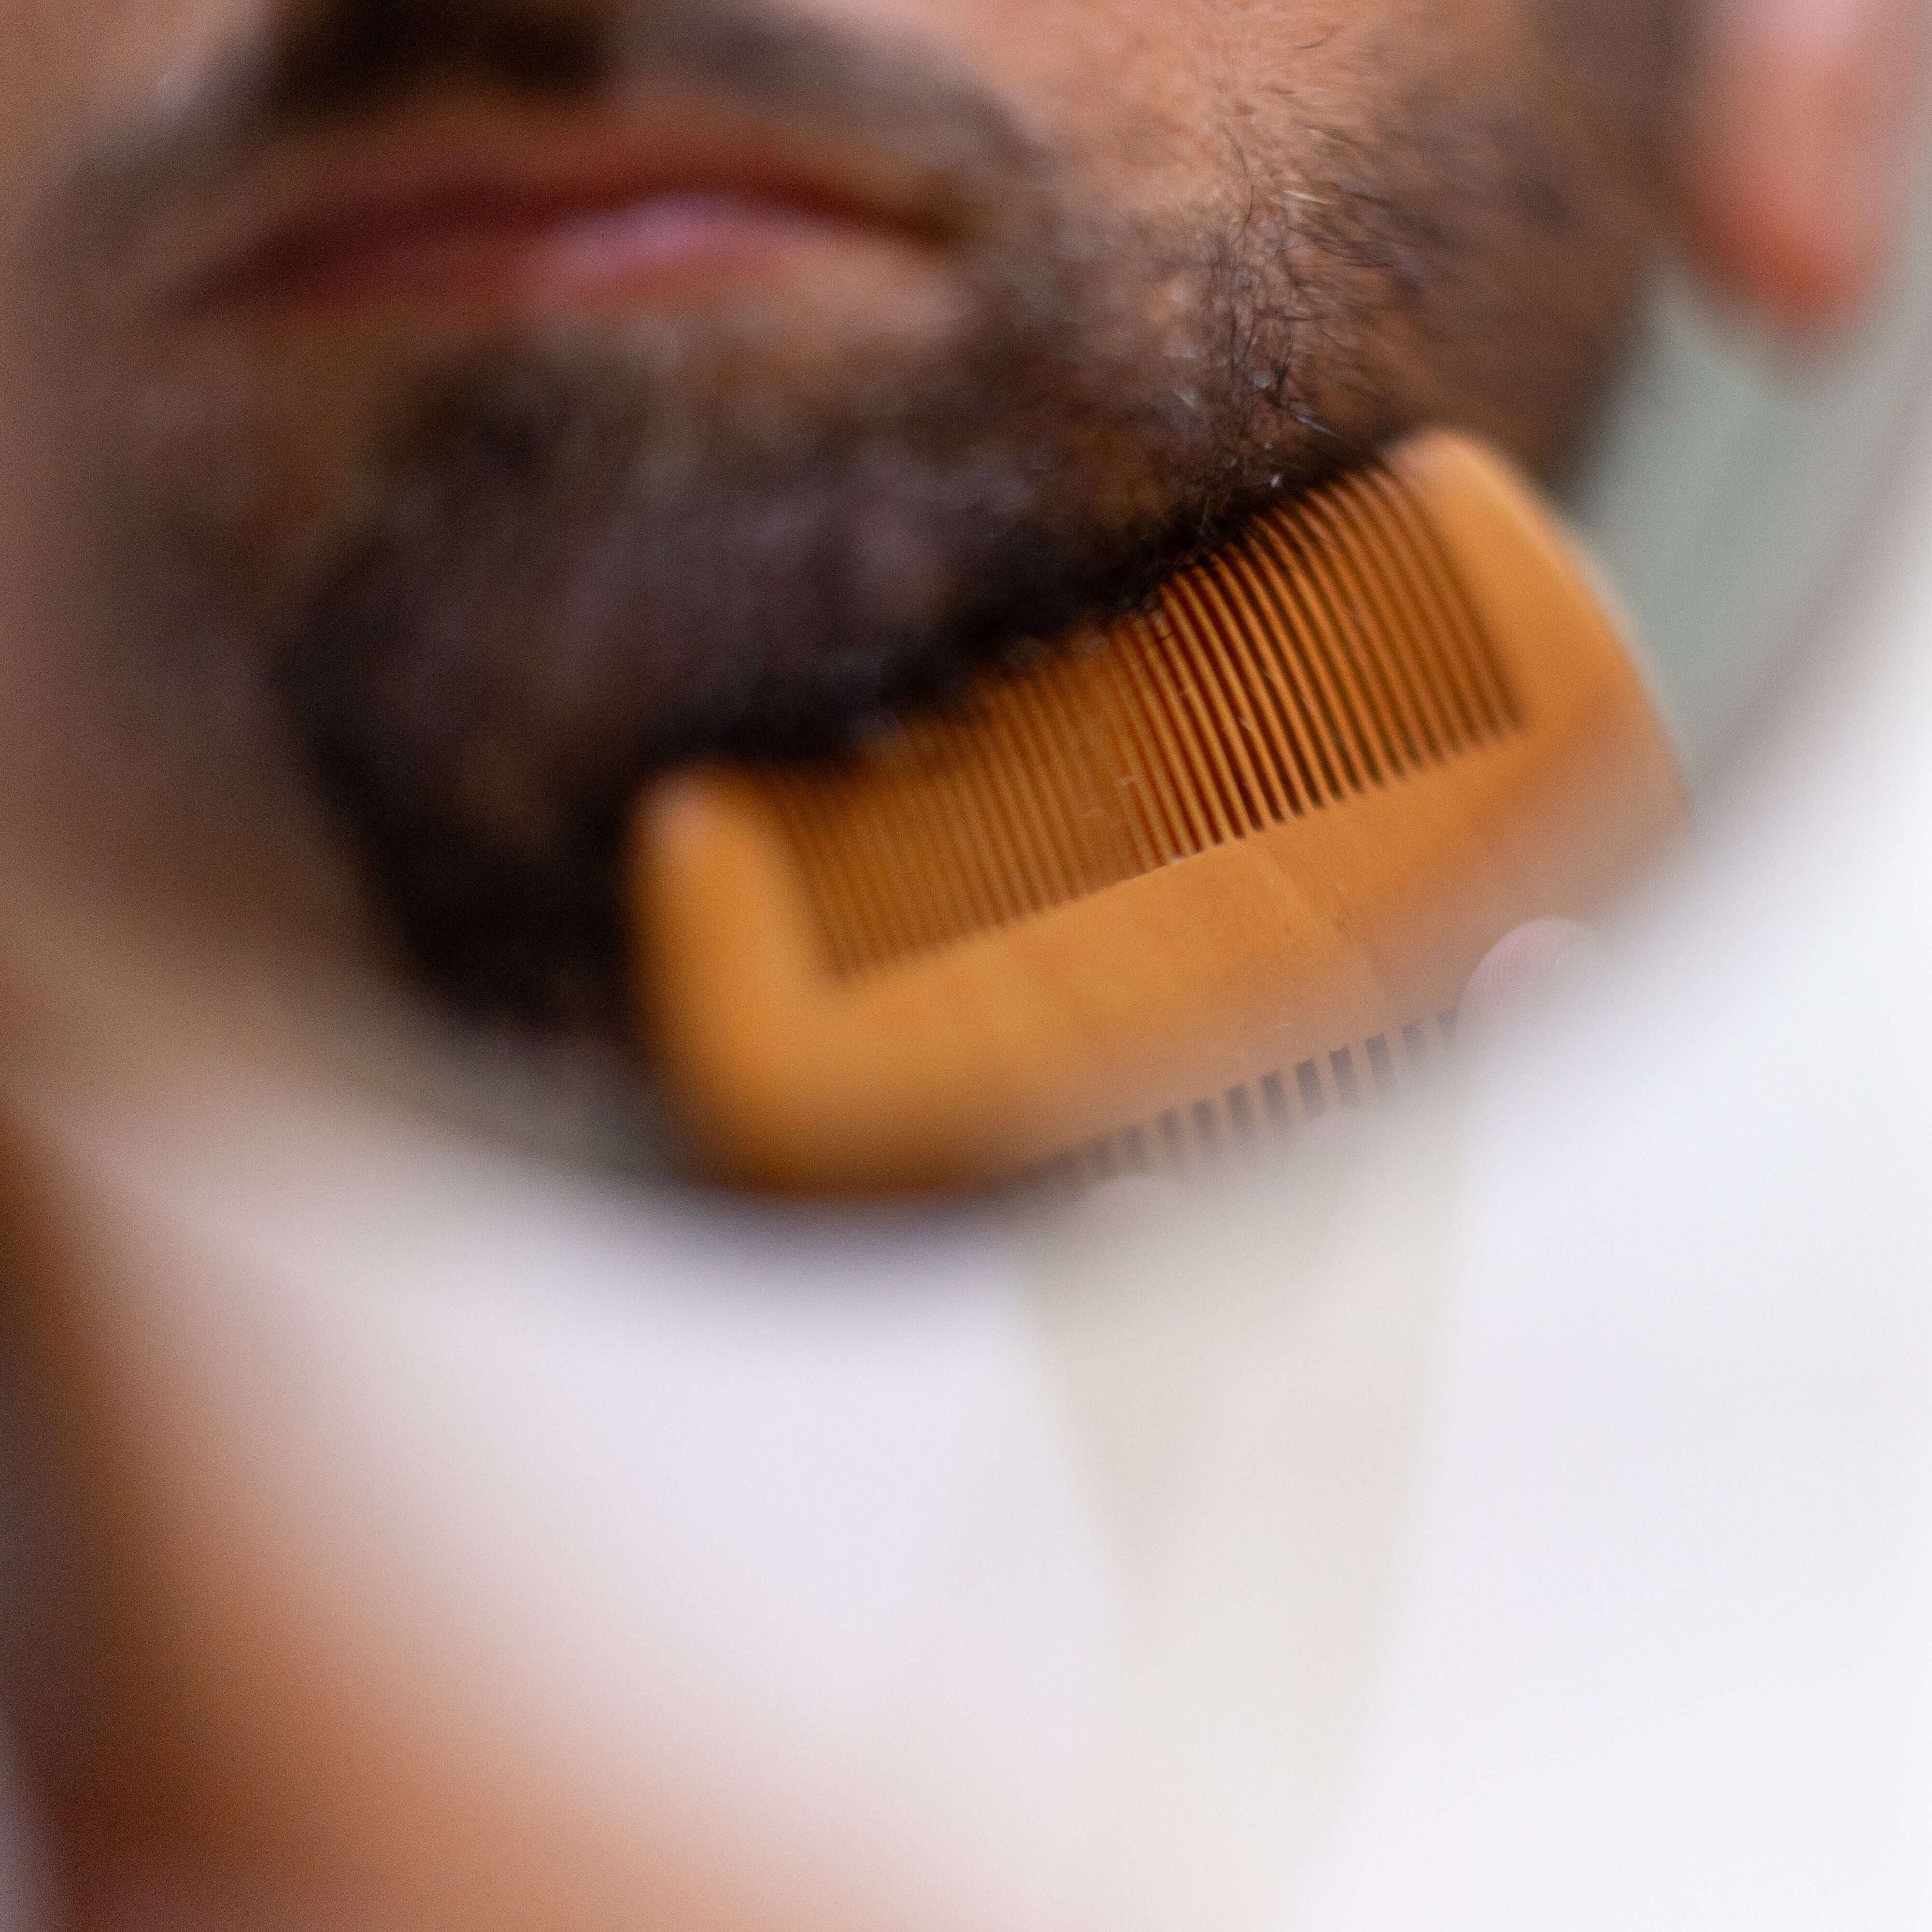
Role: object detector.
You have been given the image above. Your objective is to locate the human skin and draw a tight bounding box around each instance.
[0,5,1923,1927]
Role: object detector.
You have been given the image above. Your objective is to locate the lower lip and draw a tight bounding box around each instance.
[207,190,902,320]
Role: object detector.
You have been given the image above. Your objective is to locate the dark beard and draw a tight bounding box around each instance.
[274,175,1351,1026]
[54,0,1662,1031]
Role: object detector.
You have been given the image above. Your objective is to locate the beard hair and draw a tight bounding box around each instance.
[274,242,1272,1027]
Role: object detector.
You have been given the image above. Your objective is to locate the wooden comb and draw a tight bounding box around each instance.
[631,431,1684,1194]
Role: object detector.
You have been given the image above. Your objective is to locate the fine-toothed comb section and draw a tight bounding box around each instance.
[634,431,1686,1195]
[1033,1011,1463,1193]
[760,464,1523,979]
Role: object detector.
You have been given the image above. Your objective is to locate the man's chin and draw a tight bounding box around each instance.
[268,348,1217,1030]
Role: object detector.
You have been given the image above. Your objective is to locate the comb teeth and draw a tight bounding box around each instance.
[637,430,1686,1195]
[761,463,1524,980]
[1030,1009,1463,1191]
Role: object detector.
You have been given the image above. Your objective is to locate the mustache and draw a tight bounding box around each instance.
[81,0,1036,209]
[269,0,853,117]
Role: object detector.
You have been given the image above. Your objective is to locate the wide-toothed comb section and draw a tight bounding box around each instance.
[759,462,1523,980]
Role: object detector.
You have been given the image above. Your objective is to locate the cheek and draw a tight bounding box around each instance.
[765,0,1438,237]
[762,0,1253,206]
[0,3,251,435]
[0,3,248,189]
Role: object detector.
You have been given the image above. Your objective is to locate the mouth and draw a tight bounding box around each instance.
[171,97,960,324]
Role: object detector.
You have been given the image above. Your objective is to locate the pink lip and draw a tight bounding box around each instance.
[209,187,875,317]
[175,104,950,320]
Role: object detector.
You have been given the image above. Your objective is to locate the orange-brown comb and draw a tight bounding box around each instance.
[631,432,1683,1193]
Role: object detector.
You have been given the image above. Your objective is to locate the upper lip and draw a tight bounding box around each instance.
[166,95,959,310]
